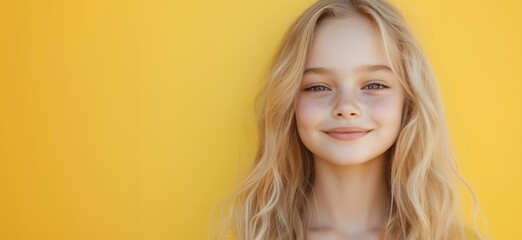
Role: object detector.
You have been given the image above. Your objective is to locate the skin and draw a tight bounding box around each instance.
[295,14,404,240]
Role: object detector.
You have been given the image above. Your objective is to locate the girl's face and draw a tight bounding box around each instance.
[295,15,405,166]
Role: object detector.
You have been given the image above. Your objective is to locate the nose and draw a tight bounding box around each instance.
[332,88,361,119]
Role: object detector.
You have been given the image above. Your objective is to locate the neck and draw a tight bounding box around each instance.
[307,153,391,237]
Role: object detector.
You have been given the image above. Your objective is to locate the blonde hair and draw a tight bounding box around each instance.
[212,0,483,239]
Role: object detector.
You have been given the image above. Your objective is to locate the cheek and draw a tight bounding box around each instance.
[295,97,329,128]
[365,94,404,127]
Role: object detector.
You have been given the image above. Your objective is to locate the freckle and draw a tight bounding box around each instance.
[313,102,328,110]
[359,96,376,107]
[362,96,387,109]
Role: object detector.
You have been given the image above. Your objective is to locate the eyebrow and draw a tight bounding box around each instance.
[303,64,393,75]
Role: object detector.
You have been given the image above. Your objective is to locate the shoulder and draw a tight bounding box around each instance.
[306,229,341,240]
[306,229,382,240]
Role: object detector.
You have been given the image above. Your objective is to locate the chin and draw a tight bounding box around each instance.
[315,154,374,166]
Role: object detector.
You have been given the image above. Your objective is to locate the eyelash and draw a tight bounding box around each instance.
[305,82,388,92]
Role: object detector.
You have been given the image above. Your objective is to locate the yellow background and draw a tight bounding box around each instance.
[0,0,520,239]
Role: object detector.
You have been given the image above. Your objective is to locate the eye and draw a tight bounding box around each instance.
[363,82,388,90]
[305,85,331,92]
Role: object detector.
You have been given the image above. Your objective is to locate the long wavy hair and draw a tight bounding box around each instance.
[212,0,483,239]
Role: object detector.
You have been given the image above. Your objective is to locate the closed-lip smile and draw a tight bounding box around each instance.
[324,127,372,141]
[324,126,372,133]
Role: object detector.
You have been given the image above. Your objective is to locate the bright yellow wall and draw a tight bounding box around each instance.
[0,0,520,239]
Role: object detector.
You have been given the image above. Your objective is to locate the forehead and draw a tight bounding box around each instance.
[305,15,390,75]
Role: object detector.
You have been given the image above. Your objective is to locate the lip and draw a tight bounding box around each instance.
[325,126,372,133]
[324,127,372,141]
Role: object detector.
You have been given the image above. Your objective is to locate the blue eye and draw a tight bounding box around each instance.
[363,83,387,90]
[305,85,330,92]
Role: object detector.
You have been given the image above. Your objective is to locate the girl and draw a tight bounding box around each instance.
[215,0,483,239]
